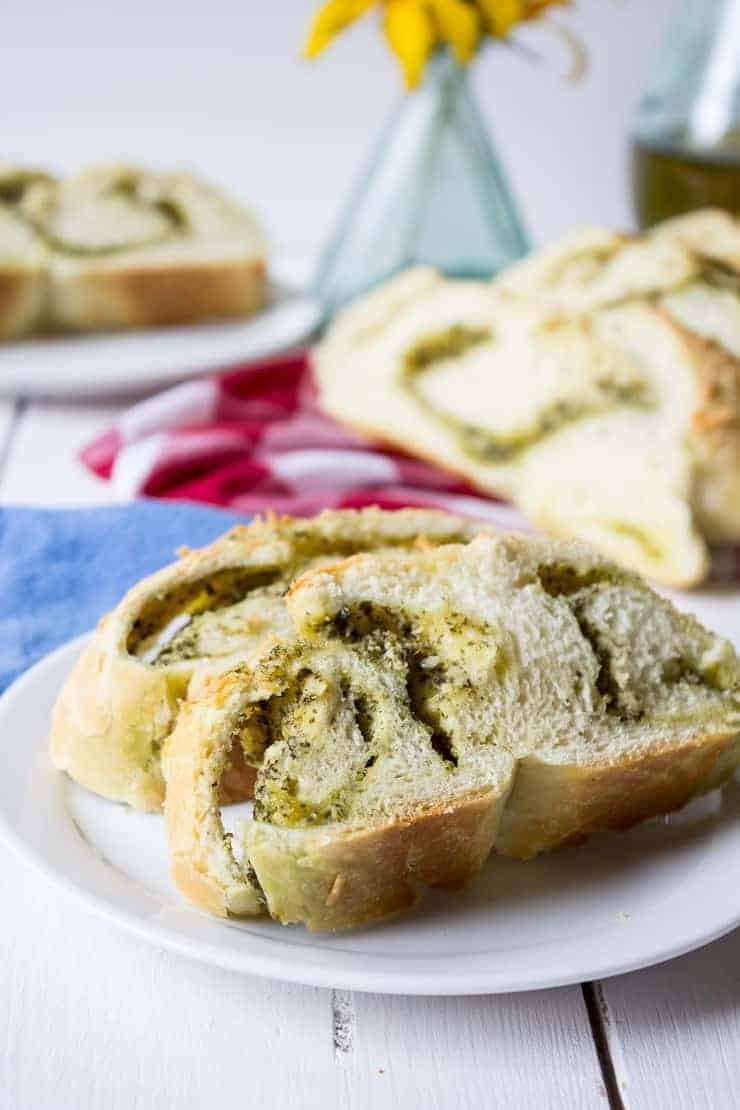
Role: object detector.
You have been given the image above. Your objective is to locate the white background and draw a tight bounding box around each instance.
[4,0,674,254]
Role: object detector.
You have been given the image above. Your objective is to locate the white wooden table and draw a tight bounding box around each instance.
[1,394,739,1110]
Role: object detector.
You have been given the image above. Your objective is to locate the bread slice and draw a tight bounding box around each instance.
[0,166,55,339]
[49,508,478,810]
[163,534,740,930]
[655,210,740,361]
[16,164,267,332]
[655,208,740,272]
[495,210,740,360]
[164,635,512,921]
[495,212,740,550]
[494,224,698,314]
[314,264,740,586]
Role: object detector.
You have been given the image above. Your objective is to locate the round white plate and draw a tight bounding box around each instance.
[1,633,739,995]
[0,254,320,399]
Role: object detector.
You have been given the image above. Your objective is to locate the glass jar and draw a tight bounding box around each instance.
[631,0,740,227]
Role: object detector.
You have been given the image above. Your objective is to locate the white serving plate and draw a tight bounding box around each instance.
[1,631,739,996]
[0,253,320,399]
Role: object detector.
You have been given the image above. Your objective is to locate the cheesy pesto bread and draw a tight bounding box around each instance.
[0,162,266,338]
[313,225,740,587]
[49,508,478,811]
[163,534,740,931]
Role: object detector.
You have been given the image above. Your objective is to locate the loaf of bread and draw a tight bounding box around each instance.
[0,162,267,338]
[314,216,740,587]
[49,508,478,810]
[163,533,740,930]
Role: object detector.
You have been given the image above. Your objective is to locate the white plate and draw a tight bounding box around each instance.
[1,632,739,995]
[0,254,320,399]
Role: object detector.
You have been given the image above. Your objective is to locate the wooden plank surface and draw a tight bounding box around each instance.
[0,401,607,1110]
[0,400,19,474]
[598,930,740,1110]
[0,401,122,504]
[341,989,607,1109]
[0,842,605,1110]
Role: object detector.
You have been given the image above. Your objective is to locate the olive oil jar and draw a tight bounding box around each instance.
[631,0,740,228]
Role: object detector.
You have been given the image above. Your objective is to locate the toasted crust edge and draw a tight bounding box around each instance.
[245,791,507,931]
[48,255,267,332]
[497,728,740,858]
[0,267,47,340]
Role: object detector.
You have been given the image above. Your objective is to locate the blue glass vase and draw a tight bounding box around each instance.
[314,50,530,317]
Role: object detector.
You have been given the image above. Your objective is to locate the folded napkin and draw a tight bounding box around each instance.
[0,503,244,694]
[80,351,523,528]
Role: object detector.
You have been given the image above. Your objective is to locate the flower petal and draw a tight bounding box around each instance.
[478,0,525,37]
[304,0,376,58]
[430,0,480,63]
[384,1,438,89]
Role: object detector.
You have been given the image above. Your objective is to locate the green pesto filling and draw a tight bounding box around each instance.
[402,326,654,464]
[128,567,282,662]
[453,383,651,464]
[36,224,175,259]
[701,259,740,296]
[23,179,188,258]
[403,324,493,373]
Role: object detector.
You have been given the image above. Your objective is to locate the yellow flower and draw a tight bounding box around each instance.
[383,3,437,90]
[430,0,481,65]
[304,0,376,58]
[304,0,567,88]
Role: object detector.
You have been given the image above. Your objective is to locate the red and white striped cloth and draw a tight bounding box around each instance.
[82,351,740,581]
[81,351,525,528]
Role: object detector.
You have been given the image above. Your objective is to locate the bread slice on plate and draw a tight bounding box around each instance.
[49,508,478,811]
[314,264,740,587]
[0,166,55,339]
[163,534,740,930]
[19,163,267,331]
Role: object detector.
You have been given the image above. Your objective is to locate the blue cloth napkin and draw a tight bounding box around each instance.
[0,502,247,694]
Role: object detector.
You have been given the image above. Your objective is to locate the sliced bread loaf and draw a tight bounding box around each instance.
[163,534,740,930]
[19,164,267,331]
[314,263,740,586]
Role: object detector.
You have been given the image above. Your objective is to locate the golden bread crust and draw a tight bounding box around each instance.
[246,792,505,931]
[0,268,46,340]
[49,256,267,332]
[497,729,740,859]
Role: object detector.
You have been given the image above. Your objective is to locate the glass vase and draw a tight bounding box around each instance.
[314,49,530,317]
[631,0,740,227]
